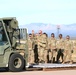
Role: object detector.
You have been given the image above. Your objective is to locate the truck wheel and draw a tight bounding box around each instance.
[9,53,24,72]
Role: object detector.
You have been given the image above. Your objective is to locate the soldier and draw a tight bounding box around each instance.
[56,34,64,63]
[49,33,57,63]
[28,33,34,65]
[37,30,43,63]
[31,30,35,49]
[38,31,47,63]
[63,35,73,64]
[44,33,48,63]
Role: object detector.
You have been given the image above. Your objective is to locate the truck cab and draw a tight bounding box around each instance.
[0,17,28,72]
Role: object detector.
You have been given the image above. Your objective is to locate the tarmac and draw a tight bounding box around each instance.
[0,70,76,75]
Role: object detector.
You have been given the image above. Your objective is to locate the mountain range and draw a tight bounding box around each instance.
[19,23,76,38]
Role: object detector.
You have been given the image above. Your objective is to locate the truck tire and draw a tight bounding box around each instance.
[9,53,24,72]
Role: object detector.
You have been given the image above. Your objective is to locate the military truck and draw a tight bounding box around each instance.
[0,17,28,72]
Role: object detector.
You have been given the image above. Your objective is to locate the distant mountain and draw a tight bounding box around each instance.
[66,23,76,26]
[19,23,76,37]
[28,23,47,26]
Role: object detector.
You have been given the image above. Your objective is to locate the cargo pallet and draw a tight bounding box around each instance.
[27,63,76,71]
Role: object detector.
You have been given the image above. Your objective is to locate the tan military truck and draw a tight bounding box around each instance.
[0,17,28,72]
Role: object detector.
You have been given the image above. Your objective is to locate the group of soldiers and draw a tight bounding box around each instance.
[28,30,76,65]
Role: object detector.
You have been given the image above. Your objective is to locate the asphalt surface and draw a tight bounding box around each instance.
[0,69,76,75]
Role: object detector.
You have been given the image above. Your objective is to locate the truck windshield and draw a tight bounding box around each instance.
[0,21,8,42]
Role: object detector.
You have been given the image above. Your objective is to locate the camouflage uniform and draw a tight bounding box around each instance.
[49,37,57,63]
[44,35,48,63]
[47,38,50,62]
[28,37,34,64]
[56,38,64,62]
[31,33,35,49]
[63,39,73,63]
[38,33,47,63]
[73,40,76,50]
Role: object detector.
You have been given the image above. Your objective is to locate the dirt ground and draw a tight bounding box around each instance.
[0,70,76,75]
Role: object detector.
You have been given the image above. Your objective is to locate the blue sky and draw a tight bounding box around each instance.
[0,0,76,25]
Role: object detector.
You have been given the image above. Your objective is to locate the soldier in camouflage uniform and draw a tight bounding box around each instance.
[37,30,43,63]
[44,33,48,63]
[49,33,57,63]
[31,30,35,49]
[38,30,47,63]
[56,34,64,63]
[63,35,73,64]
[28,33,34,65]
